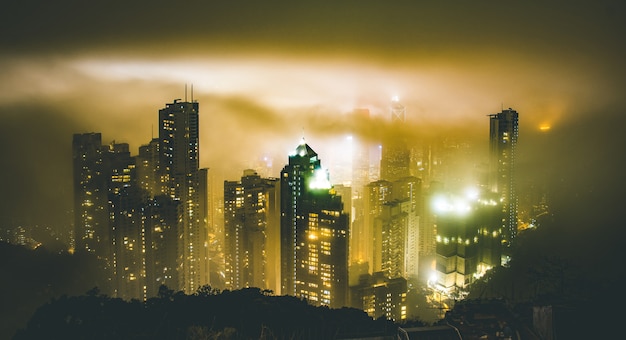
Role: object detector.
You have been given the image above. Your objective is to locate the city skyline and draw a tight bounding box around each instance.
[2,3,625,338]
[2,2,624,232]
[1,0,624,293]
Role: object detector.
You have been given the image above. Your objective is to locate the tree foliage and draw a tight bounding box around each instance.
[0,241,107,339]
[14,286,398,340]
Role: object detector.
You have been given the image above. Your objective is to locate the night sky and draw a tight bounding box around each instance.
[1,0,625,249]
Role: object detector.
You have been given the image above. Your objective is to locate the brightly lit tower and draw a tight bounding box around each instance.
[488,108,519,245]
[280,139,349,308]
[431,189,502,296]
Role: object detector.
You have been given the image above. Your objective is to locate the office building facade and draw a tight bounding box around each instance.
[158,99,208,293]
[280,140,349,308]
[224,169,278,290]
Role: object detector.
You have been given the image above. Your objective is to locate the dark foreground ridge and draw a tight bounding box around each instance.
[13,286,402,340]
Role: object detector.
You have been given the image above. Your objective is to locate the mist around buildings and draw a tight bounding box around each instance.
[1,89,624,339]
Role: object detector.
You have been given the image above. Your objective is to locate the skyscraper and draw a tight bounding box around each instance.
[365,177,421,280]
[106,142,147,300]
[376,200,411,279]
[432,190,502,295]
[145,194,180,297]
[136,137,182,298]
[72,96,210,299]
[362,180,393,275]
[158,98,208,293]
[224,169,278,290]
[72,133,109,258]
[488,108,519,245]
[73,135,148,297]
[392,176,422,280]
[280,139,349,308]
[136,138,159,197]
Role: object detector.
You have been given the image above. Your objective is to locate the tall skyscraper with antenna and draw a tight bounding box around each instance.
[73,92,210,298]
[158,97,208,293]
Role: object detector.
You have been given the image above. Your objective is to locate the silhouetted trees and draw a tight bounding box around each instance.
[14,285,399,339]
[465,217,622,339]
[0,241,107,339]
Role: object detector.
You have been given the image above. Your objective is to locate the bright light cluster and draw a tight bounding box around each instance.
[431,194,472,215]
[431,187,498,215]
[309,168,331,190]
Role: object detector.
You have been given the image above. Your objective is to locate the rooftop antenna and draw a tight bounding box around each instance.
[185,83,188,102]
[191,83,194,102]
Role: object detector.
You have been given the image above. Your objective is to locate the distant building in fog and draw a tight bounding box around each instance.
[280,140,349,308]
[488,108,519,245]
[380,97,411,182]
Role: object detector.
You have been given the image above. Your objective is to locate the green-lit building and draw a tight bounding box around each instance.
[280,140,349,308]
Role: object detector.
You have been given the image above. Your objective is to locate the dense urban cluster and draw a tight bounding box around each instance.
[69,96,528,325]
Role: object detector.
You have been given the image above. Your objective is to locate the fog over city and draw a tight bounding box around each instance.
[1,0,625,263]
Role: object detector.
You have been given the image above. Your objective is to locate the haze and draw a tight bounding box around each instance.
[1,0,624,249]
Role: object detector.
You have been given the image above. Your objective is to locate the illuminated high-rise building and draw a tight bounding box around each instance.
[145,194,180,298]
[375,200,411,279]
[280,139,349,308]
[72,133,110,258]
[136,138,159,197]
[135,137,182,296]
[224,169,278,291]
[488,108,519,245]
[74,135,151,298]
[110,187,147,300]
[431,189,502,295]
[362,180,392,275]
[351,272,407,322]
[392,176,421,280]
[367,177,421,280]
[106,142,147,300]
[158,98,208,293]
[73,95,209,298]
